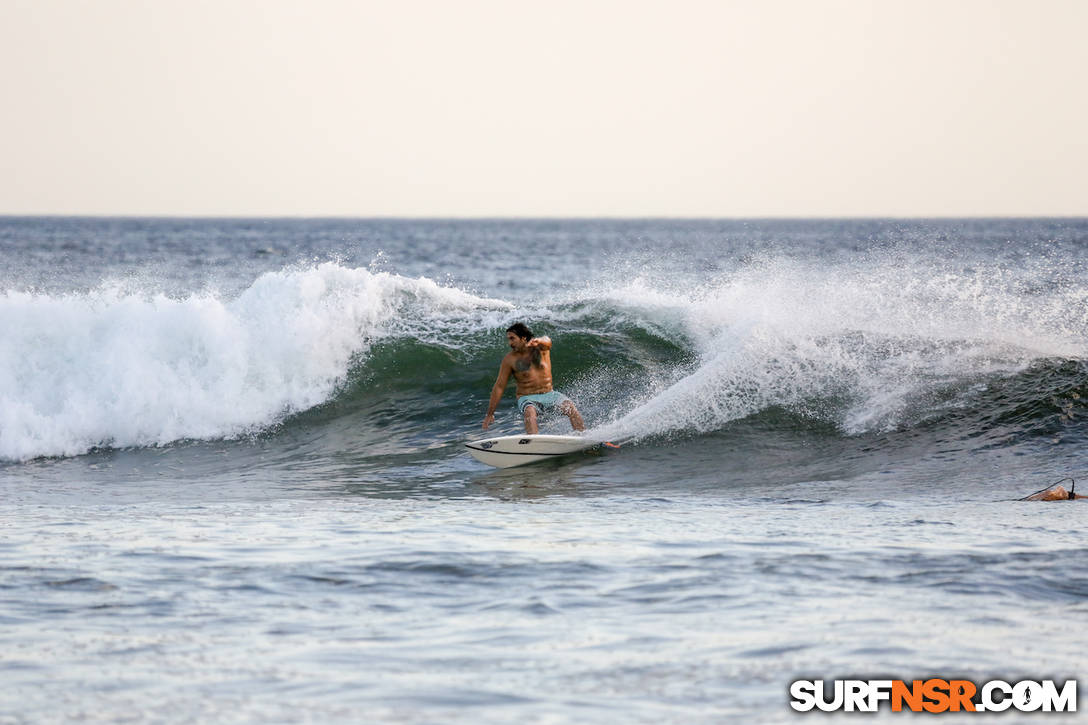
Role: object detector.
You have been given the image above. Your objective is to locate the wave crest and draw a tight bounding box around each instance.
[0,263,510,461]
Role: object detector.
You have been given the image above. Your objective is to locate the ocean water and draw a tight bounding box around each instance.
[1,217,1086,723]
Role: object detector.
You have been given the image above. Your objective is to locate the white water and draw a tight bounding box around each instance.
[0,264,509,461]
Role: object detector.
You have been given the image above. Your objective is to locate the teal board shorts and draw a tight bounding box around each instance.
[517,390,571,416]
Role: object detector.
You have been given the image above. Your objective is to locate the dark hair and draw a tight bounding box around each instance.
[506,322,533,340]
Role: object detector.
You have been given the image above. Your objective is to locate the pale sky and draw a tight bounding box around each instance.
[1,0,1086,217]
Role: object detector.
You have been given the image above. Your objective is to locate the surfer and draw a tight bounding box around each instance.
[1022,481,1086,501]
[482,322,585,434]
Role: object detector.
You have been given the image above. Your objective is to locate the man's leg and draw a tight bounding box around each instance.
[559,400,585,432]
[523,404,540,434]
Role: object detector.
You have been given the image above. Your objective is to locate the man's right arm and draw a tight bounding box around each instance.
[483,359,512,429]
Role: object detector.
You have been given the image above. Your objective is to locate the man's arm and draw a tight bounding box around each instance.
[527,336,551,351]
[482,359,513,429]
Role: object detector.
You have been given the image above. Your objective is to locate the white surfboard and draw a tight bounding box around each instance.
[465,434,618,468]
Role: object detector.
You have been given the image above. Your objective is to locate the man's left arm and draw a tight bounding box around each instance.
[528,336,551,351]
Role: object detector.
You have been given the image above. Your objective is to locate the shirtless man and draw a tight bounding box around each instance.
[482,322,585,434]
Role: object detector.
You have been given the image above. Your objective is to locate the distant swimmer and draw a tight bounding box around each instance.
[1022,479,1086,501]
[482,322,585,435]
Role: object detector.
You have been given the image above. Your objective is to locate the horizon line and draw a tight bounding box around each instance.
[3,213,1087,222]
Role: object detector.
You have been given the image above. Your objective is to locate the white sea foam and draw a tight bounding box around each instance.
[0,263,510,461]
[590,254,1088,442]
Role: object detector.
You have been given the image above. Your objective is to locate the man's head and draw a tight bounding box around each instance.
[506,322,532,351]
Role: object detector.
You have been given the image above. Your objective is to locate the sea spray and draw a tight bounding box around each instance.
[587,252,1088,443]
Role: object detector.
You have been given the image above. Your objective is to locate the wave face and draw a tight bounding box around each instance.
[2,218,1087,463]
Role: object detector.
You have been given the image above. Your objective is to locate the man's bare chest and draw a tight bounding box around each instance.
[512,354,550,379]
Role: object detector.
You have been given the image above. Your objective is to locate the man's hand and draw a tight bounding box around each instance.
[482,413,495,429]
